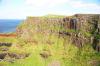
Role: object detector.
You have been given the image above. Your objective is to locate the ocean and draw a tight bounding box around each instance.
[0,19,23,33]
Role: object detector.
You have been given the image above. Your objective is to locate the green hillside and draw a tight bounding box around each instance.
[0,14,100,66]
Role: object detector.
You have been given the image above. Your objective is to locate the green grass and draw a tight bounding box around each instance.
[0,16,100,66]
[0,34,99,66]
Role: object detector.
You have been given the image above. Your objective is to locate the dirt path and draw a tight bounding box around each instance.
[48,61,60,66]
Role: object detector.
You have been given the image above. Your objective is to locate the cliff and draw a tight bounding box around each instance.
[17,14,100,52]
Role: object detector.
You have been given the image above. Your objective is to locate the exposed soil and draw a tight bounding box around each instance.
[0,34,17,37]
[48,61,60,66]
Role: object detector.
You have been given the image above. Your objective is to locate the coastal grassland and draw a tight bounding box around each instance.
[0,15,100,66]
[0,37,17,43]
[0,33,100,66]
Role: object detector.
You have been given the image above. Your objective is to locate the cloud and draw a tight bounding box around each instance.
[24,0,100,14]
[69,1,100,14]
[25,0,69,7]
[25,0,100,12]
[25,0,100,8]
[0,0,100,19]
[68,0,100,10]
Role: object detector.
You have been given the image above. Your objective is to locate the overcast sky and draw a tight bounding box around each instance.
[0,0,100,19]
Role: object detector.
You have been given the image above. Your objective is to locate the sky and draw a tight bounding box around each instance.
[0,0,100,19]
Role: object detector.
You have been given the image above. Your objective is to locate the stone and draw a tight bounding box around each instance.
[0,43,12,47]
[0,53,7,59]
[40,50,51,59]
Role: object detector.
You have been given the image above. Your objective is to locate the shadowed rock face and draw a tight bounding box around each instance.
[63,14,100,52]
[0,53,7,59]
[0,52,30,61]
[17,14,100,52]
[0,43,12,47]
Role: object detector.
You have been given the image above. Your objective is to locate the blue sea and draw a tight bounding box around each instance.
[0,19,23,33]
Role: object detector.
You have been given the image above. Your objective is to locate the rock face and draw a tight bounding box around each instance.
[17,14,100,52]
[0,43,12,47]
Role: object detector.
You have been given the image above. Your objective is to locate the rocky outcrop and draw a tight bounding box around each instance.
[63,14,100,51]
[17,14,100,52]
[0,52,30,62]
[0,43,12,47]
[0,42,30,62]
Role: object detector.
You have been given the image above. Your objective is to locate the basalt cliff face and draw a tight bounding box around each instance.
[17,14,100,52]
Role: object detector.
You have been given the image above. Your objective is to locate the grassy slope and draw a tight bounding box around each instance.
[0,35,99,66]
[0,15,100,66]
